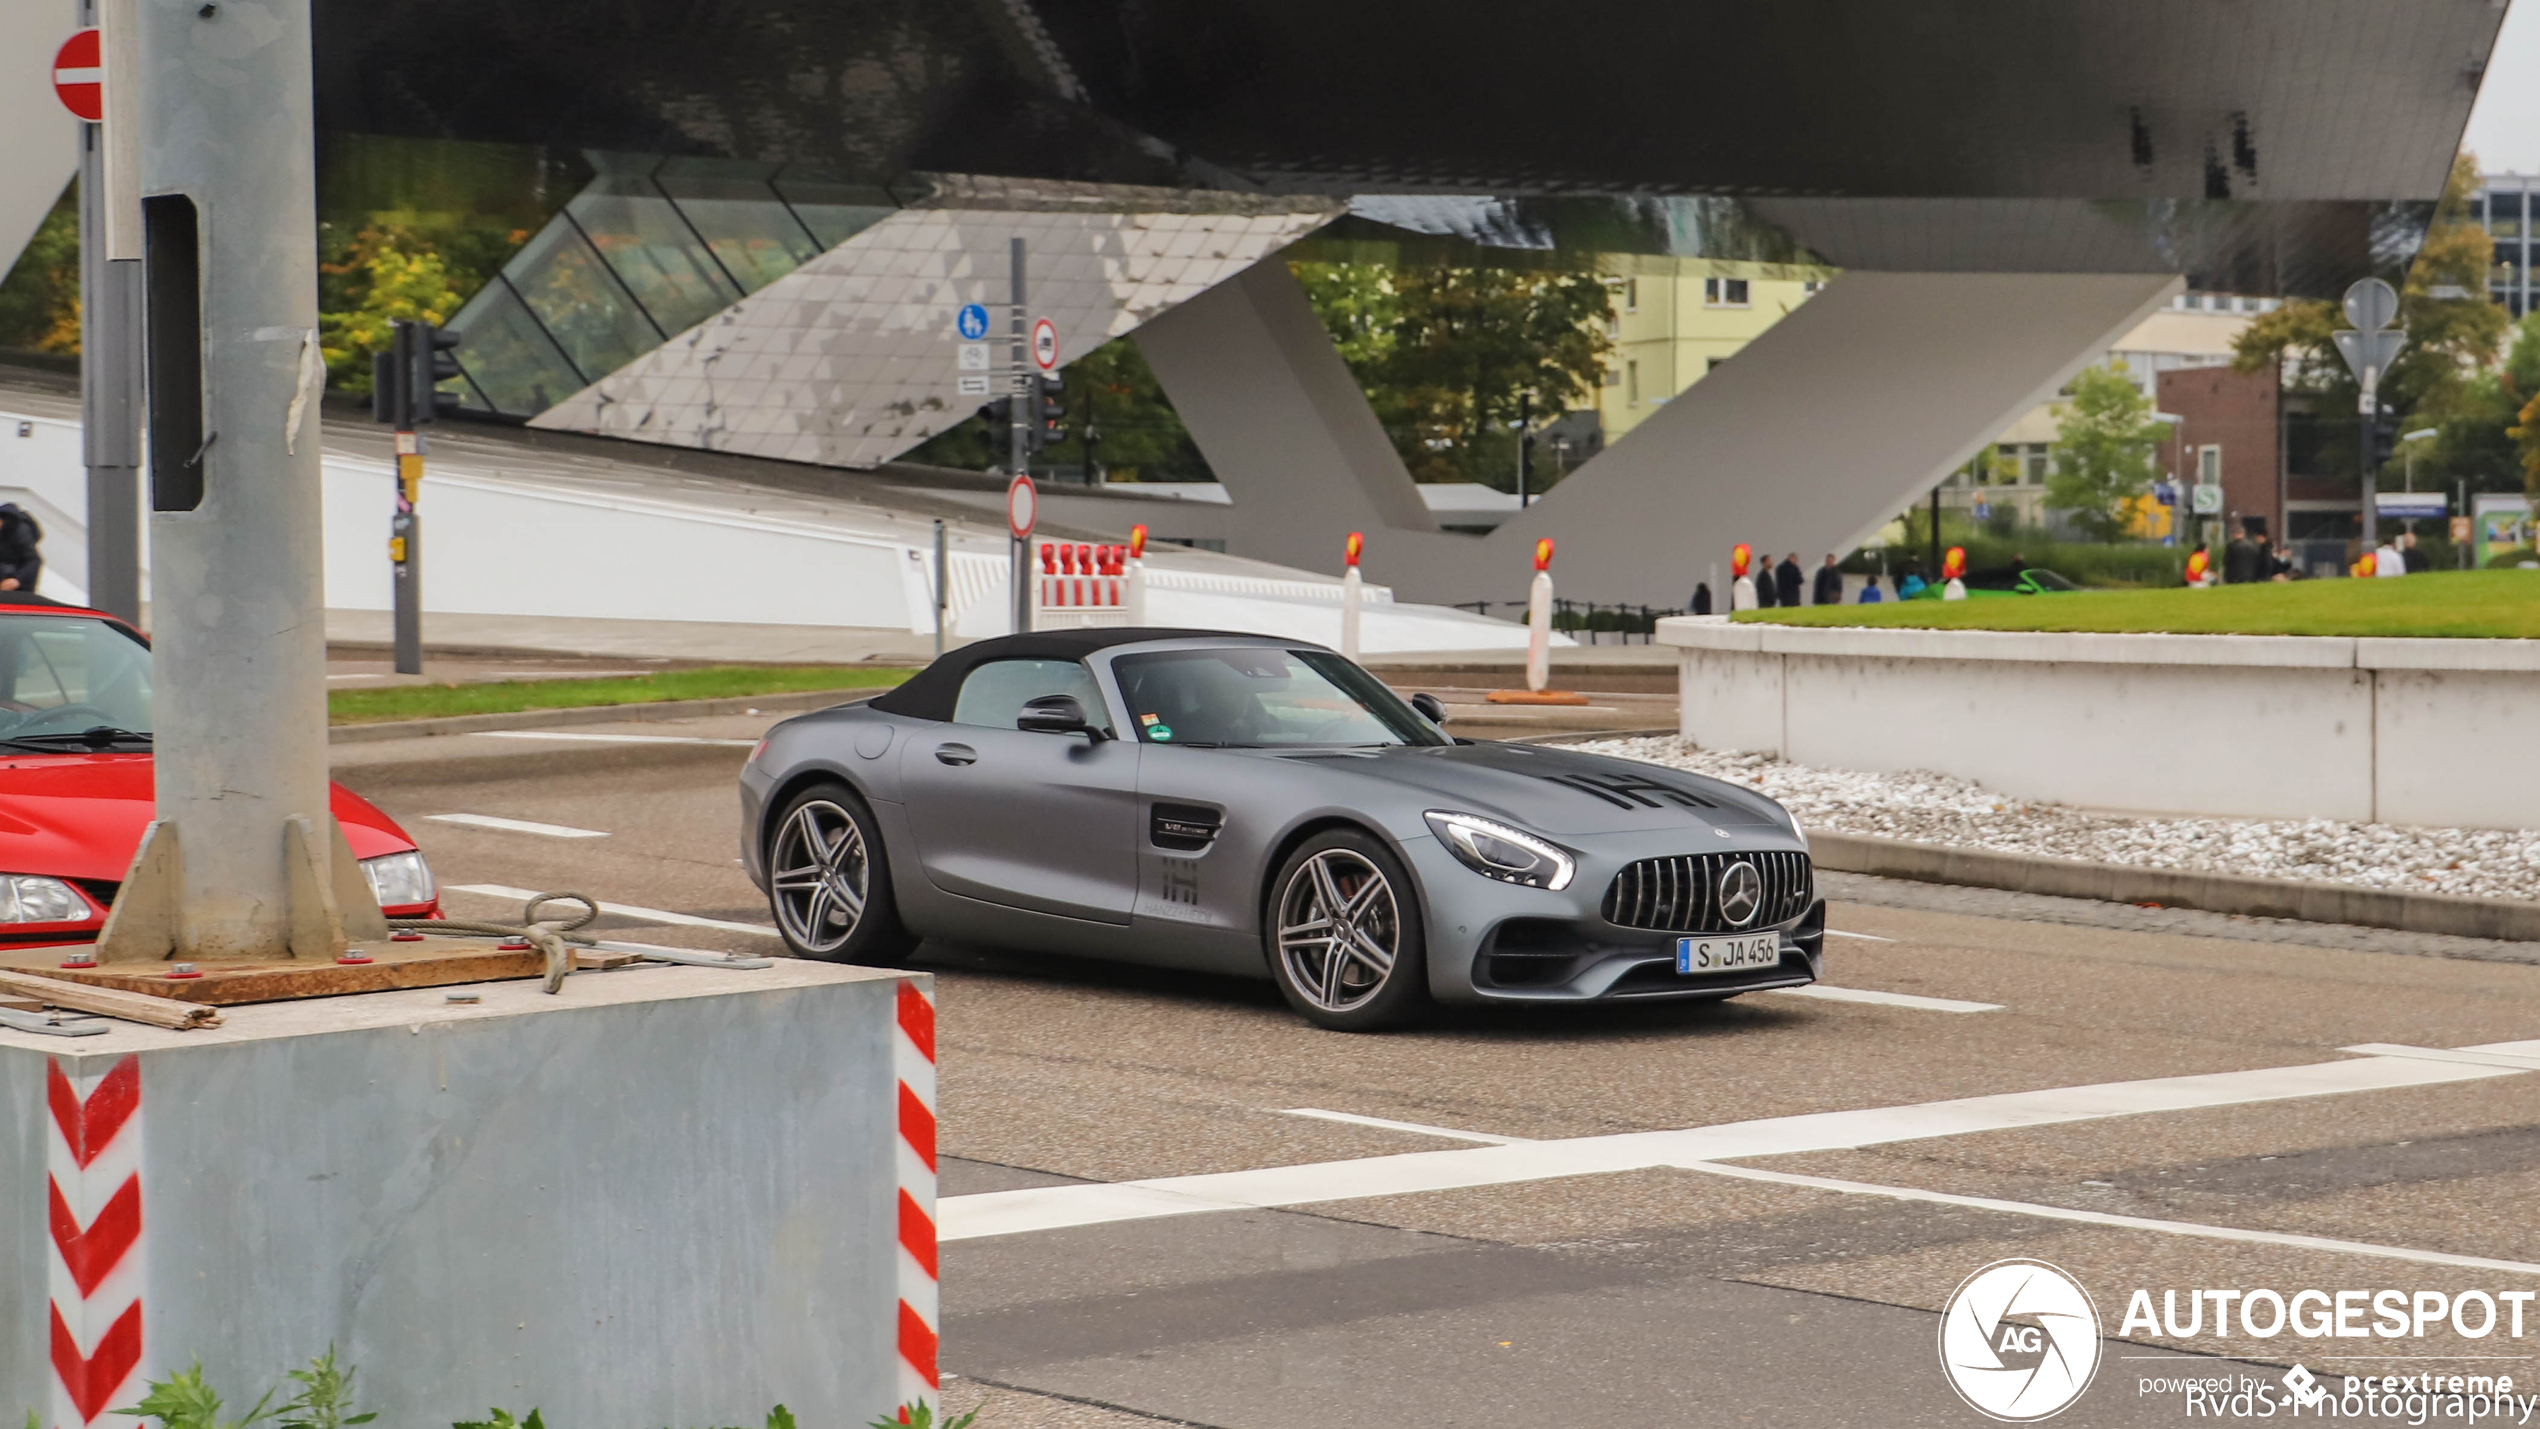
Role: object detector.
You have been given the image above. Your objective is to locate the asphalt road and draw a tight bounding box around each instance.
[336,714,2540,1428]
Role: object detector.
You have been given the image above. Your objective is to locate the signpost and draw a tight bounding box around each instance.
[1032,316,1060,373]
[63,11,144,623]
[1007,471,1037,633]
[2333,278,2406,562]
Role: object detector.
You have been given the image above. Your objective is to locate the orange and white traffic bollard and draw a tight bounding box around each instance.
[1341,531,1364,663]
[1525,538,1554,692]
[1730,543,1757,611]
[1126,524,1149,625]
[1942,545,1967,601]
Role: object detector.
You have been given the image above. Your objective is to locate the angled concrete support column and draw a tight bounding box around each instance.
[1457,271,2181,606]
[1134,259,1439,575]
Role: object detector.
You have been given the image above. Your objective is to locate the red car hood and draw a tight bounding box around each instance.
[0,752,416,883]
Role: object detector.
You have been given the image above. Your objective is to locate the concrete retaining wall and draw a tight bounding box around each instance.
[4,961,918,1423]
[1658,619,2540,829]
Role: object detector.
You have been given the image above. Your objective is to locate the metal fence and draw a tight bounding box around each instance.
[1452,599,1683,643]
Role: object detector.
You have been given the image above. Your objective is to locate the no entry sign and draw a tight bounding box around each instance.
[1006,473,1038,539]
[54,29,103,122]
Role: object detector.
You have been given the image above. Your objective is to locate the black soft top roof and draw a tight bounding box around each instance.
[867,628,1267,722]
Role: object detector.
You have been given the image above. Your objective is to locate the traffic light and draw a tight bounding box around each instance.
[370,320,463,427]
[977,396,1012,428]
[2367,411,2399,470]
[1034,374,1067,452]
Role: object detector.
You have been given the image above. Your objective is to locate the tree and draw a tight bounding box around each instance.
[0,183,81,356]
[2045,363,2167,541]
[2232,153,2506,421]
[1294,260,1612,489]
[316,226,467,395]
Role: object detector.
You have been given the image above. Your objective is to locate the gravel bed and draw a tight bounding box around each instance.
[1576,736,2540,906]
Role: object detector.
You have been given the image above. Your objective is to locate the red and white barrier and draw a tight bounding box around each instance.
[1034,542,1132,627]
[48,1055,147,1428]
[893,979,939,1419]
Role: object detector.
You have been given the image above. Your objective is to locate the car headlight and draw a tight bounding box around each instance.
[1423,811,1575,891]
[0,875,90,923]
[361,850,436,907]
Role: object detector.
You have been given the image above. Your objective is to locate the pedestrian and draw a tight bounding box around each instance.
[1812,554,1844,605]
[1898,568,1927,600]
[1857,579,1883,604]
[2225,525,2260,584]
[2399,531,2431,574]
[1774,552,1804,608]
[1691,582,1712,616]
[1754,565,1777,608]
[2183,542,2213,586]
[2374,532,2406,577]
[0,504,43,594]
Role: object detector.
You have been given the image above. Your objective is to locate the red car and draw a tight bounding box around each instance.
[0,594,438,950]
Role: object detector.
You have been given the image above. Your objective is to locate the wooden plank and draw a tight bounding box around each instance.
[24,944,545,1006]
[0,969,222,1030]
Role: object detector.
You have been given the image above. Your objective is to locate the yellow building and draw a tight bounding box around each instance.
[1595,263,1834,441]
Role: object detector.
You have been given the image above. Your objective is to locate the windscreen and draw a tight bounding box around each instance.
[1112,648,1447,748]
[0,615,153,737]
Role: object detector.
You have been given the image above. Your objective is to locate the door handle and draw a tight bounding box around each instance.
[934,743,977,766]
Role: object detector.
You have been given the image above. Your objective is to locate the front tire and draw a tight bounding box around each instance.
[766,783,916,966]
[1265,828,1431,1031]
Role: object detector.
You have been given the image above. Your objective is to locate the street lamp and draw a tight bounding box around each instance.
[2398,426,2437,548]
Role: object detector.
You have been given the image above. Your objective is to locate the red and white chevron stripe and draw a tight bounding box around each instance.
[893,978,939,1419]
[47,1055,147,1428]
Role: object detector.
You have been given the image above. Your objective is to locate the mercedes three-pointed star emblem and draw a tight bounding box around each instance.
[1717,860,1763,927]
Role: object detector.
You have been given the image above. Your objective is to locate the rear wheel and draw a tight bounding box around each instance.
[766,783,916,966]
[1265,828,1430,1031]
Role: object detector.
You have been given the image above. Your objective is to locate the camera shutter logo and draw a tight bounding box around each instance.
[1939,1259,2102,1421]
[1716,860,1763,927]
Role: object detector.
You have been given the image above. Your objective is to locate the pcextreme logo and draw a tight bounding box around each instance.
[1940,1258,2105,1421]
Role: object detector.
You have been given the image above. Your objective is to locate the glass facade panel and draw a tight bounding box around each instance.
[567,161,743,336]
[657,162,819,294]
[770,174,897,251]
[446,279,588,416]
[505,220,662,380]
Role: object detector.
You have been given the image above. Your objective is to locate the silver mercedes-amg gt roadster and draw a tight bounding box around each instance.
[739,629,1822,1029]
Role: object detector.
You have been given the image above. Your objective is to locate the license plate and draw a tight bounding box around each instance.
[1676,933,1781,973]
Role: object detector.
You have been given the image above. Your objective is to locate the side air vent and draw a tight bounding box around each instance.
[1151,802,1223,852]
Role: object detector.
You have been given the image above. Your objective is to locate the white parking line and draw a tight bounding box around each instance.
[1821,929,1895,942]
[2344,1043,2540,1072]
[447,883,778,936]
[467,730,760,747]
[1770,985,2001,1013]
[1278,1109,1532,1145]
[939,1040,2539,1242]
[1677,1160,2540,1278]
[427,813,609,839]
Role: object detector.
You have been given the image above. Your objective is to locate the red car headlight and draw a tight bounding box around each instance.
[0,875,93,923]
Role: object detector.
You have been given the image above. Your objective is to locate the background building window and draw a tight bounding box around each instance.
[2198,445,2222,485]
[1624,279,1638,313]
[1626,361,1640,405]
[1702,277,1750,307]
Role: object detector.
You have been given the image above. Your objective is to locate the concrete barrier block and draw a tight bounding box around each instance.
[2358,637,2540,672]
[2375,669,2540,830]
[1679,647,1783,753]
[4,961,922,1424]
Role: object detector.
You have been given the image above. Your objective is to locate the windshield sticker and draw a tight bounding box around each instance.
[1149,725,1174,741]
[1140,712,1161,726]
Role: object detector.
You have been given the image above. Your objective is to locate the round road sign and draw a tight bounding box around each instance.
[53,29,103,122]
[1007,472,1038,539]
[957,303,990,340]
[2342,277,2399,334]
[1032,317,1060,372]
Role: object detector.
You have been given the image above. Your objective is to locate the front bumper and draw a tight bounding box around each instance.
[1400,830,1824,1006]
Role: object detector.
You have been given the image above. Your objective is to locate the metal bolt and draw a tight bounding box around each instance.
[445,991,480,1004]
[167,963,201,979]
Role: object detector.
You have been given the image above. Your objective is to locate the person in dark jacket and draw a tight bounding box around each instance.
[0,504,43,593]
[1812,554,1844,605]
[1691,582,1712,615]
[1774,553,1805,607]
[2224,530,2260,584]
[1754,565,1777,608]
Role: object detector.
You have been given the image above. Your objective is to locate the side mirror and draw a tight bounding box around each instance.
[1410,692,1451,725]
[1018,693,1106,739]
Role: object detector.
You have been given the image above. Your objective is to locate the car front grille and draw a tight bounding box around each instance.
[1600,850,1813,933]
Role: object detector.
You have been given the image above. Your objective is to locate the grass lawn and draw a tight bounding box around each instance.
[1741,569,2540,638]
[328,664,909,725]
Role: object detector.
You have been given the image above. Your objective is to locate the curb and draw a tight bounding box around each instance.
[327,687,882,744]
[1808,831,2540,945]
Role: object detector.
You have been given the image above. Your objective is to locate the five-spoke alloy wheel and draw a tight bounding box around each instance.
[1266,828,1429,1030]
[767,783,913,965]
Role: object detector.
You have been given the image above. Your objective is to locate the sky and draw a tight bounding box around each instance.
[2467,0,2540,174]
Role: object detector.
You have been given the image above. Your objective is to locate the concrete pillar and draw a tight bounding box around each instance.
[131,0,336,958]
[1475,272,2182,604]
[1133,259,1437,575]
